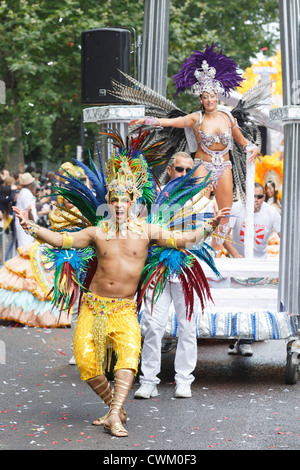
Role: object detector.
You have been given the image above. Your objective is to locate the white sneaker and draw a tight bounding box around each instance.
[175,383,192,398]
[228,344,239,355]
[69,355,76,365]
[239,344,253,356]
[134,384,159,399]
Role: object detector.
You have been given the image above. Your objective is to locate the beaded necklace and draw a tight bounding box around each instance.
[101,215,146,240]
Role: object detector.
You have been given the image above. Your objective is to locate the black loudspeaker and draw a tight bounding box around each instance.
[81,28,131,105]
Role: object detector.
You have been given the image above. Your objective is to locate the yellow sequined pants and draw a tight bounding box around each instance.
[73,292,141,381]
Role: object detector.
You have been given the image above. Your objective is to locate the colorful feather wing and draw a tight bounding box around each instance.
[139,161,220,316]
[43,247,96,315]
[137,242,218,318]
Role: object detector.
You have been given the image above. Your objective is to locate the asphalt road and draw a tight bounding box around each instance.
[1,322,300,455]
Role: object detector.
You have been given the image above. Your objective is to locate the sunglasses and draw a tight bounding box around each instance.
[174,166,192,173]
[254,194,264,199]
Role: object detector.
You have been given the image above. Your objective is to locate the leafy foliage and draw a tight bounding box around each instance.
[0,0,279,170]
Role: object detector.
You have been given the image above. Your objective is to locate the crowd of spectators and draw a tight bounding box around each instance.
[0,165,57,258]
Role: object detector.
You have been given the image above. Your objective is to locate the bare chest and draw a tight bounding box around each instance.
[95,234,149,260]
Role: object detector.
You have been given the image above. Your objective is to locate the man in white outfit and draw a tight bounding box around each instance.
[15,173,38,247]
[135,152,214,399]
[223,182,281,356]
[225,182,281,260]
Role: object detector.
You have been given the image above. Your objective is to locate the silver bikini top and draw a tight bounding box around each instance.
[198,129,232,147]
[194,110,233,148]
[183,105,237,154]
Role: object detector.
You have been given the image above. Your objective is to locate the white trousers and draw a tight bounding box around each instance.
[139,281,198,385]
[70,298,79,352]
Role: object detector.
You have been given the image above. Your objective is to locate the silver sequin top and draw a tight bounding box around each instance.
[197,129,232,148]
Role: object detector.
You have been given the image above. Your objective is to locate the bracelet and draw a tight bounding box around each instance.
[24,221,40,239]
[243,142,262,163]
[243,143,258,153]
[62,232,73,249]
[215,223,231,246]
[144,117,163,128]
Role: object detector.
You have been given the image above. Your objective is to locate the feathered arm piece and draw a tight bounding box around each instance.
[109,69,181,114]
[43,246,96,316]
[228,81,274,202]
[137,162,219,319]
[136,243,218,321]
[108,71,194,159]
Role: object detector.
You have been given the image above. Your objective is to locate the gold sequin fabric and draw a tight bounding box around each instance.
[73,292,141,381]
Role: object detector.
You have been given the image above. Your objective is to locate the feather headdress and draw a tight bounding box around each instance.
[172,43,244,97]
[103,129,158,208]
[52,130,159,224]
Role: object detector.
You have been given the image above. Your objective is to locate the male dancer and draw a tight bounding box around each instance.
[13,158,229,438]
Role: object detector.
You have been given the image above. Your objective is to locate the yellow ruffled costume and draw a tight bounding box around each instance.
[0,184,82,327]
[0,242,69,327]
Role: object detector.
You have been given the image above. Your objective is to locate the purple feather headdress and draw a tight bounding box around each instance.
[172,43,244,98]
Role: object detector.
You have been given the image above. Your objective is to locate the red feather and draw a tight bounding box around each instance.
[178,272,193,320]
[184,265,211,316]
[192,260,213,303]
[136,268,162,309]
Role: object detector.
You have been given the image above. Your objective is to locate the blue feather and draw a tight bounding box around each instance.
[72,158,107,205]
[154,163,210,209]
[57,173,100,210]
[94,135,106,178]
[159,249,183,274]
[43,247,96,282]
[189,243,221,278]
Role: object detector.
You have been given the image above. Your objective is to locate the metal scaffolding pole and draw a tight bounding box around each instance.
[270,0,300,316]
[139,0,170,96]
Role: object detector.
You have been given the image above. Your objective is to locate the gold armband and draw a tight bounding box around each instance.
[166,235,177,249]
[62,232,73,249]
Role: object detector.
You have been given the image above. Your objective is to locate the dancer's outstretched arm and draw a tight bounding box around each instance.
[147,207,231,249]
[13,205,95,249]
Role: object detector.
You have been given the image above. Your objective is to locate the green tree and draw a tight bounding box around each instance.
[0,0,145,171]
[0,0,279,172]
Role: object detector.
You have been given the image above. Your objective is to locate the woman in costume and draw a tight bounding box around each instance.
[0,163,83,328]
[13,133,230,438]
[0,242,69,327]
[127,44,262,247]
